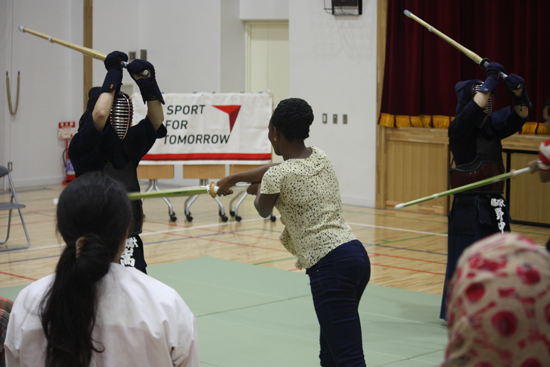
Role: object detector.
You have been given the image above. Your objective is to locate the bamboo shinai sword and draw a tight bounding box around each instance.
[395,167,530,209]
[18,25,148,75]
[127,182,219,200]
[403,10,509,80]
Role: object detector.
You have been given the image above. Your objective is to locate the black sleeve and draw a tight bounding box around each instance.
[495,109,528,140]
[123,116,167,166]
[68,114,108,176]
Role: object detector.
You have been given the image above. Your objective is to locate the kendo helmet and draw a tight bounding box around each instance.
[78,87,133,140]
[109,92,133,140]
[472,82,494,116]
[454,79,494,117]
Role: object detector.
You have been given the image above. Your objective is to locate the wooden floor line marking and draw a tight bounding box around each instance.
[373,234,439,246]
[0,270,38,281]
[375,243,447,256]
[144,237,193,245]
[370,262,445,276]
[198,227,281,242]
[343,209,448,225]
[0,255,60,266]
[347,222,448,237]
[0,243,64,253]
[0,208,56,219]
[371,253,447,265]
[139,217,265,236]
[0,217,55,228]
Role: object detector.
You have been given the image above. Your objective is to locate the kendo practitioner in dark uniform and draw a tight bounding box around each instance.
[69,51,167,274]
[441,62,531,320]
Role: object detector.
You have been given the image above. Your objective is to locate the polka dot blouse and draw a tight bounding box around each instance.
[260,146,356,269]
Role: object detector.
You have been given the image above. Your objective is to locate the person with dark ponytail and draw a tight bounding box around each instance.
[4,172,199,367]
[216,98,371,366]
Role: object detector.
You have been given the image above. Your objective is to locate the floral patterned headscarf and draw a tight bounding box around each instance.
[440,233,550,367]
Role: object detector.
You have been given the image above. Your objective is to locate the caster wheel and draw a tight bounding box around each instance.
[186,214,193,222]
[270,215,276,222]
[236,215,242,222]
[169,212,177,222]
[219,212,228,222]
[230,210,235,217]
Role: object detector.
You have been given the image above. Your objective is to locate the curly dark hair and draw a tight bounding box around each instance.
[270,98,314,142]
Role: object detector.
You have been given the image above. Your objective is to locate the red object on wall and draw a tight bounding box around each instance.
[63,139,75,185]
[58,122,76,185]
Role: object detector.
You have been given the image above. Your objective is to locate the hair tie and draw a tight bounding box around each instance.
[75,237,86,258]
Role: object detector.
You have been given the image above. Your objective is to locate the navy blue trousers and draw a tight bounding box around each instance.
[440,195,510,320]
[306,240,371,367]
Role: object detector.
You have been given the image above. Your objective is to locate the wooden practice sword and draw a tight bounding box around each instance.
[395,167,530,209]
[403,10,508,79]
[18,25,147,75]
[127,182,219,200]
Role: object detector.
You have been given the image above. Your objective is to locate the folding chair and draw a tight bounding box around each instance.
[0,166,30,251]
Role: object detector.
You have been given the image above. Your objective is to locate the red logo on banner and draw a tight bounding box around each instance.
[212,105,241,132]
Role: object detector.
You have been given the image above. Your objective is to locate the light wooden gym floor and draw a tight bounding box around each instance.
[2,182,550,366]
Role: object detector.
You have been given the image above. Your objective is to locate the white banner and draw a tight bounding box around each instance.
[133,93,273,165]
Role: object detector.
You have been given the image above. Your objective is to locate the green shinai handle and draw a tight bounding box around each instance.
[128,187,209,200]
[394,167,530,209]
[127,182,219,200]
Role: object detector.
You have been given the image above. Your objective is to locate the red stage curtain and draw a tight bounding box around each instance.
[381,0,550,123]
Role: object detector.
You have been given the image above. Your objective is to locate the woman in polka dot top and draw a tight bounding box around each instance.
[217,98,371,367]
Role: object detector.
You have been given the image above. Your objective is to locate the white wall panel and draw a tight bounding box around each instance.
[289,1,377,207]
[92,0,140,88]
[1,0,75,187]
[138,0,221,94]
[221,0,246,93]
[240,0,288,21]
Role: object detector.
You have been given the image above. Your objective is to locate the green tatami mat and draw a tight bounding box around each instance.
[0,256,448,366]
[148,256,311,300]
[0,284,27,303]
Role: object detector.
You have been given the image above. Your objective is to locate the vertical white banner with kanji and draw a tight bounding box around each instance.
[132,93,272,165]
